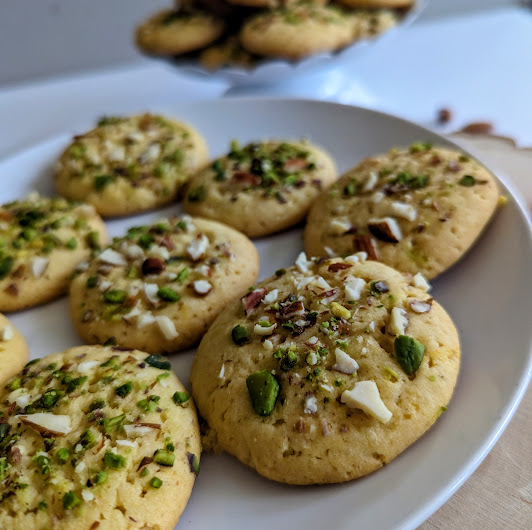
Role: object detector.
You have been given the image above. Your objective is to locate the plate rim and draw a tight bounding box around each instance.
[0,97,531,530]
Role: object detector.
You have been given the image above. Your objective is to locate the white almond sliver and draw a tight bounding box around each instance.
[125,244,145,260]
[98,248,127,267]
[187,234,209,261]
[253,322,277,336]
[388,307,409,336]
[17,413,72,436]
[330,219,352,235]
[124,424,158,437]
[409,299,432,313]
[1,325,14,341]
[77,360,100,373]
[193,280,212,296]
[389,201,418,222]
[81,490,95,502]
[31,256,49,278]
[137,312,156,329]
[156,315,178,340]
[412,272,431,292]
[341,381,392,423]
[144,283,159,305]
[263,289,278,304]
[363,171,379,192]
[345,277,365,301]
[333,348,359,374]
[295,252,312,274]
[304,395,318,414]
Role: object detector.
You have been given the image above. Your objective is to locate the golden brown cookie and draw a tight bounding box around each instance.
[0,346,200,530]
[191,253,460,484]
[55,114,209,217]
[304,143,500,279]
[136,8,226,55]
[0,313,29,385]
[69,216,259,353]
[0,194,107,312]
[184,139,336,237]
[240,5,354,60]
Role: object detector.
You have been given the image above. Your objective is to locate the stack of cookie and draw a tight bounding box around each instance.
[0,109,501,528]
[135,0,415,69]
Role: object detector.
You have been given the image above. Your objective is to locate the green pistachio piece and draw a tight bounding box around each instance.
[157,286,180,302]
[86,275,99,288]
[36,455,51,475]
[6,378,21,391]
[63,491,81,510]
[39,388,64,409]
[145,355,171,370]
[149,476,163,488]
[138,234,154,249]
[409,141,432,153]
[0,256,14,279]
[94,470,108,484]
[89,398,105,411]
[86,231,100,250]
[231,325,249,346]
[187,185,207,203]
[94,175,115,191]
[187,452,200,475]
[115,381,133,397]
[246,370,279,416]
[103,290,127,304]
[56,448,70,464]
[66,376,88,393]
[279,350,299,372]
[103,451,126,469]
[172,391,189,406]
[153,449,175,467]
[459,174,476,186]
[66,237,78,250]
[394,335,426,376]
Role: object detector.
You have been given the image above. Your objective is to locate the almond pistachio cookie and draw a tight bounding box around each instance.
[352,8,399,39]
[0,194,107,312]
[0,345,200,530]
[226,0,329,8]
[70,216,259,353]
[55,113,209,217]
[184,140,336,237]
[304,143,500,279]
[135,8,225,56]
[240,4,354,60]
[0,314,28,385]
[199,37,256,71]
[190,252,460,484]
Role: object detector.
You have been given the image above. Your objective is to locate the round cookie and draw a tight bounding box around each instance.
[352,8,399,40]
[0,345,200,530]
[55,113,209,217]
[184,139,337,237]
[336,0,414,8]
[190,252,460,484]
[226,0,329,8]
[199,36,256,71]
[304,143,500,279]
[0,313,29,385]
[70,215,259,353]
[240,5,354,60]
[0,194,108,312]
[136,8,225,56]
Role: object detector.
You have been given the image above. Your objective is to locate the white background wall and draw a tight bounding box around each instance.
[0,0,519,87]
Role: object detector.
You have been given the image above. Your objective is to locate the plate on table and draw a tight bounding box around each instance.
[157,1,427,87]
[1,98,531,530]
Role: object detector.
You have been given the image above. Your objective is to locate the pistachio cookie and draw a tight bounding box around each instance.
[226,0,329,8]
[184,140,336,237]
[191,252,460,484]
[240,5,354,60]
[353,8,399,39]
[55,113,209,217]
[199,37,256,71]
[136,8,226,55]
[0,313,28,384]
[0,345,200,530]
[304,143,500,279]
[70,216,259,353]
[0,194,107,312]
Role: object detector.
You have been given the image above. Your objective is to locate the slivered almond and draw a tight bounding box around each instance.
[409,299,433,313]
[368,217,402,243]
[353,234,378,260]
[17,413,71,437]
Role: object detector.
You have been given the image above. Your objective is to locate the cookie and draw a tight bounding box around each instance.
[226,0,329,8]
[336,0,414,8]
[190,252,460,484]
[352,8,399,39]
[0,313,29,385]
[69,216,259,353]
[304,143,500,279]
[0,194,107,312]
[199,36,256,71]
[240,5,354,60]
[136,8,226,56]
[55,113,209,217]
[0,345,200,530]
[184,139,336,237]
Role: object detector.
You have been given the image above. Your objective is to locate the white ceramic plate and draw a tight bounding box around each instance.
[1,99,531,530]
[160,1,427,86]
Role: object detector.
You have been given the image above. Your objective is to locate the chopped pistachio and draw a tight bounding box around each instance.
[115,381,133,398]
[246,370,279,416]
[94,470,107,485]
[56,448,70,464]
[0,256,14,279]
[459,174,476,186]
[172,391,189,406]
[63,491,81,510]
[149,476,163,488]
[153,449,175,467]
[231,325,249,346]
[103,289,127,304]
[94,175,115,191]
[103,451,126,469]
[86,275,99,288]
[394,335,425,376]
[157,286,180,302]
[145,355,171,370]
[187,186,207,203]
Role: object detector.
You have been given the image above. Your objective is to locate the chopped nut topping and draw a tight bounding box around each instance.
[341,381,392,423]
[31,256,50,278]
[98,248,127,267]
[409,299,433,313]
[388,307,409,336]
[333,348,359,374]
[389,201,417,222]
[368,217,402,243]
[193,280,212,296]
[17,413,72,437]
[353,234,379,259]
